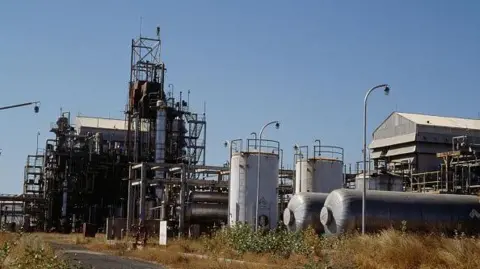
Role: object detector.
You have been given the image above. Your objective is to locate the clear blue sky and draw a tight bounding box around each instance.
[1,0,479,194]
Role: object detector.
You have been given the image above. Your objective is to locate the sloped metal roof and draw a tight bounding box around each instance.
[75,116,149,132]
[398,112,480,130]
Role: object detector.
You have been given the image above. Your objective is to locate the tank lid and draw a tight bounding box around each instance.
[283,208,294,225]
[320,207,331,226]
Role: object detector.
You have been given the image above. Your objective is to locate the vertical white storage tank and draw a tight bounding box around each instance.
[313,157,344,192]
[295,157,343,193]
[295,160,312,193]
[229,140,280,229]
[294,144,345,193]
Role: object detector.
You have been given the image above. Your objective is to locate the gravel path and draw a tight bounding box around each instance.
[50,242,165,269]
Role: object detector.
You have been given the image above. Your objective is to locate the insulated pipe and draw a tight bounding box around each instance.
[95,132,103,154]
[155,100,167,178]
[189,191,228,204]
[181,203,228,224]
[133,113,140,163]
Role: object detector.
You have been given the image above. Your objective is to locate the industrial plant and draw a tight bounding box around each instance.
[2,28,480,240]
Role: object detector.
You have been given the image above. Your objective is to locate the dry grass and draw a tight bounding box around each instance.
[0,232,73,269]
[342,230,480,269]
[39,228,480,269]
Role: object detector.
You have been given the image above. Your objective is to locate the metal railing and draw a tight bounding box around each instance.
[246,139,280,155]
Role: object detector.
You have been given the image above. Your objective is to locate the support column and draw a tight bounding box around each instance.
[126,165,133,232]
[178,165,186,237]
[139,163,147,224]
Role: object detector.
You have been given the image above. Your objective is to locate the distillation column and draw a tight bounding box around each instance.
[155,100,167,220]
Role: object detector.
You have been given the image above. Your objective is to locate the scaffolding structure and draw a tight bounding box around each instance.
[23,153,45,228]
[410,135,480,194]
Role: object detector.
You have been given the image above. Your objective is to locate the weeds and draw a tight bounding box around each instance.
[0,232,80,269]
[41,224,480,269]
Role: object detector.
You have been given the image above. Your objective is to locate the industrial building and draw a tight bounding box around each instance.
[11,28,297,237]
[369,112,480,194]
[370,112,480,174]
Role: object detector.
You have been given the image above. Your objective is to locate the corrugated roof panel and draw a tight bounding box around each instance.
[398,112,480,130]
[370,151,383,159]
[389,157,415,164]
[385,145,416,157]
[369,133,417,149]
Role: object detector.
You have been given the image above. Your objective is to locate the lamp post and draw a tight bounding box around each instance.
[362,84,390,235]
[251,132,258,149]
[255,120,280,231]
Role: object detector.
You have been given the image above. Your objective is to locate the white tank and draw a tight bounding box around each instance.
[229,152,279,229]
[295,157,343,193]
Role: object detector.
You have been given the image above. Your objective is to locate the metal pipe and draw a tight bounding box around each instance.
[362,83,390,235]
[126,165,133,231]
[203,102,207,166]
[179,165,186,237]
[251,132,257,149]
[168,84,174,104]
[35,131,40,156]
[315,139,321,156]
[256,120,280,231]
[133,112,140,163]
[280,149,284,171]
[139,163,146,224]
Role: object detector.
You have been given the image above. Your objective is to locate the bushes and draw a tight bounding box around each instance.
[0,232,80,269]
[203,223,321,258]
[198,224,480,269]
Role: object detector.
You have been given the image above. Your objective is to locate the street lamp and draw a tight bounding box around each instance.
[0,101,40,113]
[362,84,390,235]
[34,102,40,113]
[251,132,257,149]
[255,120,280,231]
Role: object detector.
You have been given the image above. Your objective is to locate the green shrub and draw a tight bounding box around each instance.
[210,223,321,258]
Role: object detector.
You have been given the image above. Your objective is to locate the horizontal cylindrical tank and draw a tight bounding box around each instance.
[229,152,279,229]
[320,189,480,235]
[295,158,343,193]
[183,203,227,224]
[283,192,328,234]
[189,191,228,204]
